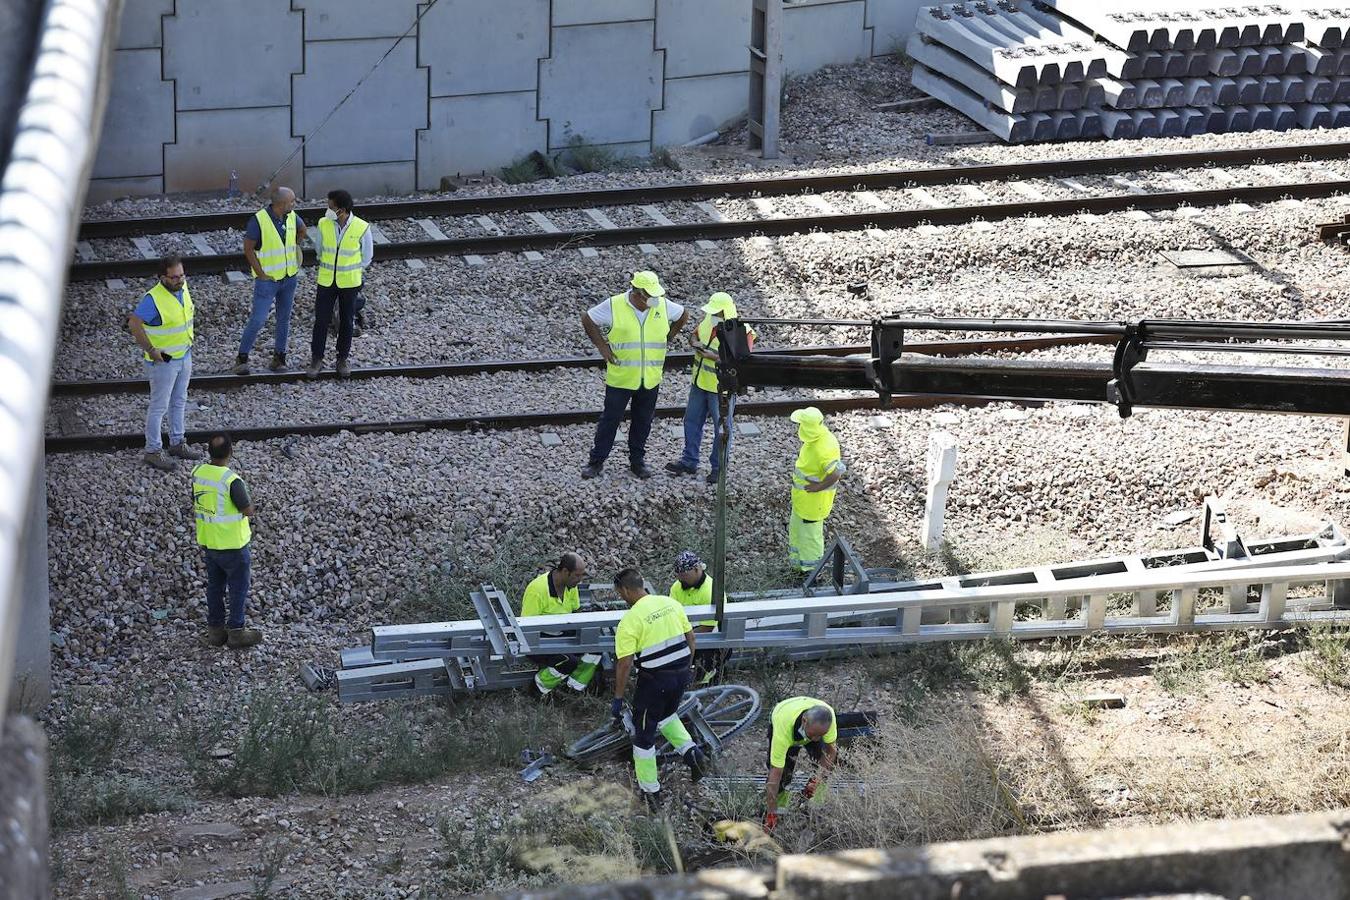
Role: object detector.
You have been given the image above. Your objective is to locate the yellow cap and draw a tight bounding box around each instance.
[701,292,738,319]
[789,406,824,426]
[630,270,665,297]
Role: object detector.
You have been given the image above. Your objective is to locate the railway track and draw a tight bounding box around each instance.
[72,141,1350,281]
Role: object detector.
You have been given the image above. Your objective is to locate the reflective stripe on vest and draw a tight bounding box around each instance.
[192,463,251,550]
[605,294,669,390]
[691,316,720,392]
[317,215,369,288]
[254,208,299,279]
[639,632,691,670]
[142,281,195,361]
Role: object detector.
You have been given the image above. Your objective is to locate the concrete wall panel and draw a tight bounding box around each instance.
[85,176,166,204]
[163,0,302,111]
[656,0,749,78]
[420,0,549,97]
[115,0,172,49]
[304,161,416,200]
[91,49,174,180]
[539,21,663,148]
[418,91,547,186]
[293,39,427,167]
[783,0,870,75]
[652,72,747,146]
[553,0,655,27]
[865,0,924,56]
[164,107,302,193]
[293,0,423,40]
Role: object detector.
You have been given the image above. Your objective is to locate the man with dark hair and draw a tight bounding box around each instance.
[519,552,601,694]
[234,186,306,374]
[192,432,262,649]
[128,255,203,471]
[308,189,373,379]
[611,567,708,805]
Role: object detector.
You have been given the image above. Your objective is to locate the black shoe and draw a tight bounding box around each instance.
[581,462,603,479]
[354,311,366,337]
[665,462,696,476]
[685,746,711,783]
[631,463,654,480]
[231,354,250,376]
[706,472,720,486]
[642,789,663,812]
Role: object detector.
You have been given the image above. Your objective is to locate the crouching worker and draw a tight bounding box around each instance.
[611,567,709,807]
[762,696,837,831]
[520,552,601,695]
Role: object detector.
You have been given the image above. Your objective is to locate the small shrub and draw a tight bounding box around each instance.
[650,146,681,171]
[1301,625,1350,689]
[1152,633,1271,695]
[500,156,544,185]
[437,820,518,893]
[562,134,618,173]
[51,773,188,829]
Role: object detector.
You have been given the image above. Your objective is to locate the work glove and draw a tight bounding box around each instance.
[802,777,821,800]
[762,812,779,832]
[610,697,626,721]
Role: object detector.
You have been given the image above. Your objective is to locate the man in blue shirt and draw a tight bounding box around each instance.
[128,255,203,471]
[233,187,307,374]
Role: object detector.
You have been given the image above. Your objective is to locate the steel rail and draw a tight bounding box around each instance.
[76,140,1350,240]
[48,333,1111,396]
[69,178,1350,280]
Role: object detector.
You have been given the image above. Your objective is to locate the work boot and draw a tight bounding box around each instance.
[580,462,603,479]
[168,442,204,461]
[631,462,654,480]
[353,312,365,338]
[641,789,663,813]
[203,625,227,647]
[685,745,711,783]
[269,352,287,372]
[231,353,250,376]
[665,462,696,476]
[226,627,263,649]
[305,358,323,379]
[336,358,352,379]
[706,471,719,486]
[142,450,176,471]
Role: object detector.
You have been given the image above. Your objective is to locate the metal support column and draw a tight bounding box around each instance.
[748,0,783,159]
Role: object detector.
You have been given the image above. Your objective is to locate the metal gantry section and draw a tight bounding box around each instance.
[748,0,783,159]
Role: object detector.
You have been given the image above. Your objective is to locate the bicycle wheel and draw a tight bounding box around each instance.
[564,684,762,763]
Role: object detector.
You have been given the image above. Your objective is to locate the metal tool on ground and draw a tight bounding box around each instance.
[519,750,556,783]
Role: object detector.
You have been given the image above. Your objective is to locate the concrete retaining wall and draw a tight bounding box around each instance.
[89,0,927,201]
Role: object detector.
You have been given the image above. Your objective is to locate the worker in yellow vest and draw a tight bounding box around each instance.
[761,696,837,831]
[611,567,709,806]
[670,551,725,684]
[127,254,204,471]
[580,271,688,480]
[520,552,602,695]
[307,189,373,380]
[666,293,755,486]
[788,407,846,572]
[234,187,306,374]
[192,433,262,649]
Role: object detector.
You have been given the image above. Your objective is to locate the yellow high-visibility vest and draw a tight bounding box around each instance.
[140,281,194,361]
[192,463,251,550]
[253,208,299,280]
[791,429,843,521]
[605,294,669,390]
[317,215,368,288]
[520,572,580,617]
[669,575,719,628]
[614,594,691,669]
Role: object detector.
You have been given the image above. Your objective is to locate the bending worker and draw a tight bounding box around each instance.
[788,407,846,572]
[763,696,837,832]
[670,551,724,685]
[520,552,600,695]
[611,567,708,805]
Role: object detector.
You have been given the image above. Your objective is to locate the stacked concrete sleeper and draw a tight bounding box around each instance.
[910,1,1350,142]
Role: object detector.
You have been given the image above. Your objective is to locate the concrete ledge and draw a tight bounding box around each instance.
[0,717,48,899]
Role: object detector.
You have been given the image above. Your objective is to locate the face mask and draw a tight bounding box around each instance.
[325,209,338,221]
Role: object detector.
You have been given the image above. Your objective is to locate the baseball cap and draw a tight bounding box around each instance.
[630,271,665,297]
[701,292,738,319]
[789,407,824,426]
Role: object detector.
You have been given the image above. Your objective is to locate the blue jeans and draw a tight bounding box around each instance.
[589,383,660,467]
[238,275,298,356]
[679,385,723,475]
[204,544,251,629]
[144,353,191,451]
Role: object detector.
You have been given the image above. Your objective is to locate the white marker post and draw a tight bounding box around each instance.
[922,432,959,551]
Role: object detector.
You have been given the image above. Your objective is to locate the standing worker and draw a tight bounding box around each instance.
[580,271,688,480]
[233,187,306,374]
[308,189,372,379]
[788,407,846,573]
[128,254,203,471]
[610,567,708,805]
[520,552,602,695]
[193,433,262,649]
[762,696,837,832]
[666,293,754,485]
[669,551,725,685]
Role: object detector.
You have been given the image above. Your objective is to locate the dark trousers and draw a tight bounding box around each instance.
[631,665,691,750]
[589,383,661,467]
[204,544,251,629]
[312,284,359,362]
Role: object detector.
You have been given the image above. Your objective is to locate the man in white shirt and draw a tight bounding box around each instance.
[580,271,688,479]
[308,189,374,379]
